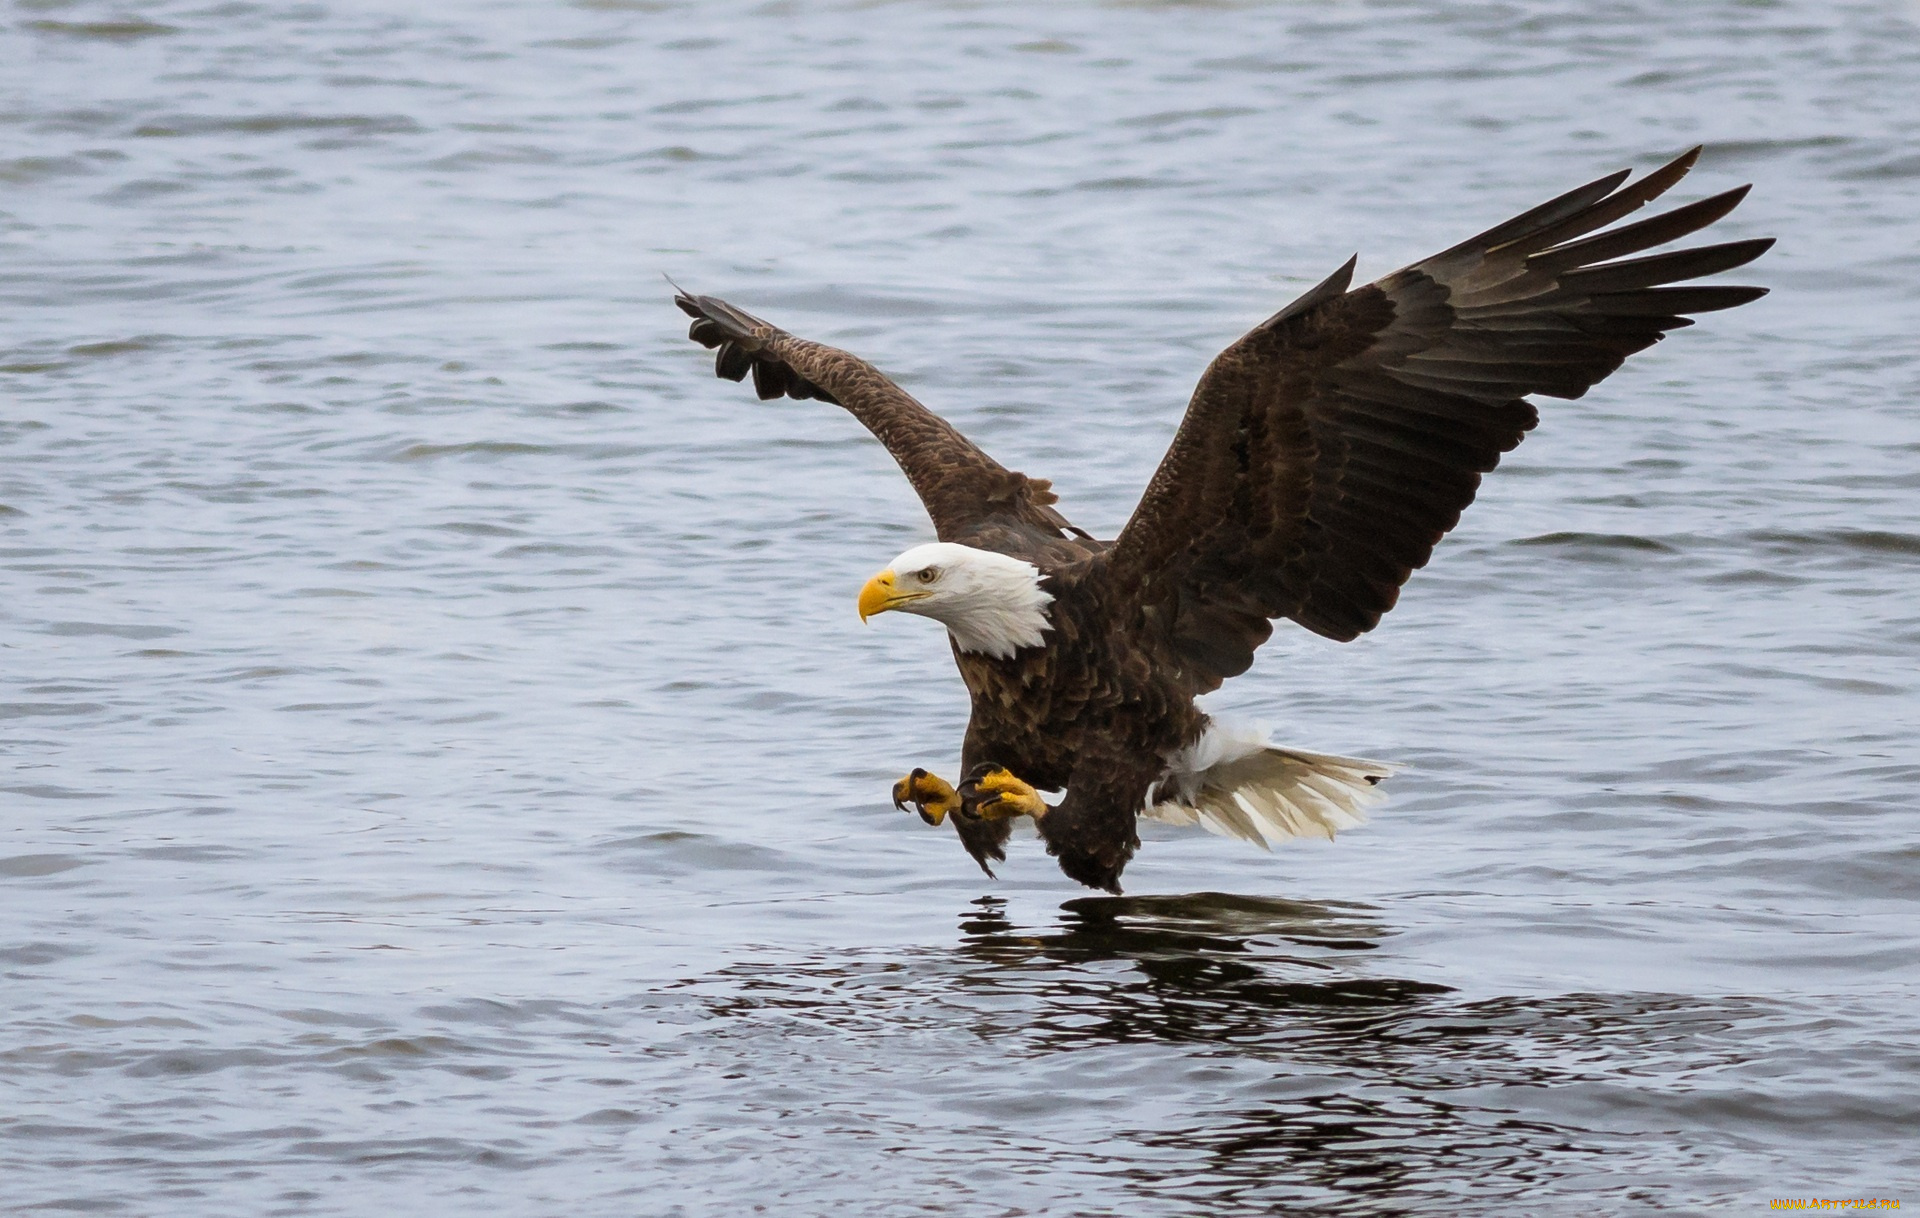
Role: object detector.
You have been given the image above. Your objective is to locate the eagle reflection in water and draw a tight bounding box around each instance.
[938,896,1738,1209]
[952,893,1452,1052]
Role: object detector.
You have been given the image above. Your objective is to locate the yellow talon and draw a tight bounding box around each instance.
[959,764,1048,821]
[892,768,960,827]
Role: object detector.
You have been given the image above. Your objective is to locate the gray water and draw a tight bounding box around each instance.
[4,1,1918,1213]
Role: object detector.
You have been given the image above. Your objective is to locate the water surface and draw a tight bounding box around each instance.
[3,0,1918,1213]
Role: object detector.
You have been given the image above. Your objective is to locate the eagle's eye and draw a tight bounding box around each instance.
[917,566,940,583]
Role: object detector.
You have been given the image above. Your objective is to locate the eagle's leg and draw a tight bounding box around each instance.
[892,768,961,827]
[957,764,1049,821]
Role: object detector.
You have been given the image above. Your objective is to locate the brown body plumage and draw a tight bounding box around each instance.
[675,148,1770,892]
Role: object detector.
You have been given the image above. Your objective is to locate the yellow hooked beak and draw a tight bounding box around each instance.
[857,569,929,622]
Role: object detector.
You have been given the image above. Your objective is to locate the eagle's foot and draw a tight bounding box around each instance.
[892,768,960,827]
[958,764,1048,821]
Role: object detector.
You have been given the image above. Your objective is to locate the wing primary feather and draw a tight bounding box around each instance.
[1562,237,1775,293]
[714,341,752,382]
[1489,146,1703,254]
[750,357,792,400]
[674,286,1082,545]
[1525,185,1754,273]
[1586,285,1769,315]
[1434,169,1631,259]
[1261,255,1358,328]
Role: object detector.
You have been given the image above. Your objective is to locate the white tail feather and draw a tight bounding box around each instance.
[1146,721,1399,850]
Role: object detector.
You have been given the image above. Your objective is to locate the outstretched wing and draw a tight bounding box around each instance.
[1107,147,1771,691]
[675,291,1081,551]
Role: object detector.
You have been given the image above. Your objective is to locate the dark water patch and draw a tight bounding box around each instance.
[65,338,169,359]
[496,542,622,558]
[1117,106,1259,128]
[321,1035,471,1061]
[286,586,373,598]
[130,846,251,864]
[99,1129,231,1152]
[1705,663,1909,697]
[0,713,79,743]
[635,144,719,163]
[597,830,799,878]
[1744,528,1920,558]
[95,179,195,205]
[23,19,179,41]
[651,92,805,115]
[124,1048,285,1078]
[248,348,433,372]
[42,622,181,640]
[0,855,89,878]
[392,441,553,462]
[1333,61,1570,87]
[572,1107,645,1125]
[1701,567,1808,587]
[61,1014,215,1033]
[120,545,232,559]
[1066,175,1198,194]
[425,145,564,172]
[1837,153,1920,181]
[436,521,526,538]
[7,1193,128,1214]
[1198,54,1318,73]
[133,114,420,139]
[1809,470,1920,491]
[1509,532,1680,555]
[1,785,108,801]
[1573,749,1800,787]
[0,1122,107,1142]
[825,167,941,186]
[534,31,638,52]
[0,155,98,185]
[275,1008,389,1029]
[417,997,595,1029]
[282,1135,535,1168]
[0,942,92,967]
[201,665,304,684]
[1698,136,1851,165]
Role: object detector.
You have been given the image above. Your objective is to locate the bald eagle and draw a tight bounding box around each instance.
[675,147,1768,892]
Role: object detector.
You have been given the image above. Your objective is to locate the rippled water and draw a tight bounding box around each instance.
[4,1,1918,1213]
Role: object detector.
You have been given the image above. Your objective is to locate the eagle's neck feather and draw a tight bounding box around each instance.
[928,549,1053,660]
[944,585,1053,659]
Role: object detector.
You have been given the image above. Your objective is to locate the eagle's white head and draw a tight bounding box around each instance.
[856,541,1054,660]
